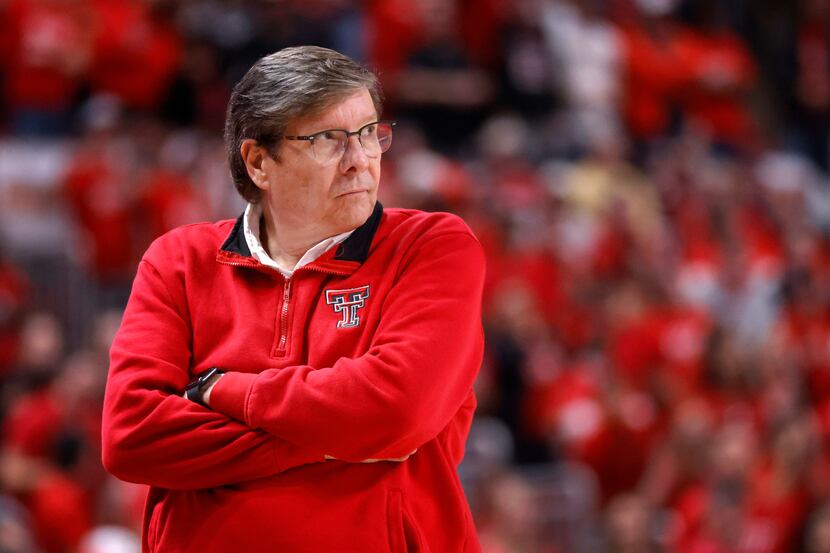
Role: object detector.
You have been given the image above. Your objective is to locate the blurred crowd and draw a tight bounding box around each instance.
[1,0,830,552]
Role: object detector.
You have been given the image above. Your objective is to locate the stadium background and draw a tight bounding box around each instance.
[1,0,830,551]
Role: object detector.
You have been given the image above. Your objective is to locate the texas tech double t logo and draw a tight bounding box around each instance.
[325,285,370,328]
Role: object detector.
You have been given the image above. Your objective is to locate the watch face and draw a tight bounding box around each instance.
[199,368,220,387]
[187,369,213,390]
[185,368,221,402]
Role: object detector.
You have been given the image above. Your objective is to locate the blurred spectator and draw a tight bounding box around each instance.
[2,0,93,135]
[618,0,692,147]
[493,1,558,120]
[0,495,38,553]
[88,0,181,111]
[9,311,64,389]
[806,503,830,553]
[2,348,107,553]
[0,254,28,377]
[789,0,830,170]
[134,126,212,245]
[160,39,230,130]
[604,493,663,553]
[392,0,495,154]
[540,0,623,154]
[61,94,141,289]
[478,471,552,553]
[680,0,758,149]
[78,525,140,553]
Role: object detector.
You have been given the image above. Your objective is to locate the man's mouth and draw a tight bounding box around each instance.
[337,189,368,197]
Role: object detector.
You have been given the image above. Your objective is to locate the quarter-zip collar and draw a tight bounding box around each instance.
[216,201,384,276]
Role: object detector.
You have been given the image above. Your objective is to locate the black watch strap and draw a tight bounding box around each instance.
[185,367,224,406]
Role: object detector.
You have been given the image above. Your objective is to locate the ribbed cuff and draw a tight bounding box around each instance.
[209,371,258,425]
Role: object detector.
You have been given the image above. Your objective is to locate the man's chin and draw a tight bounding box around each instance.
[332,195,374,232]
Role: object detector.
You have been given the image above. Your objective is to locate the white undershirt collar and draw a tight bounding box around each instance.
[242,203,353,277]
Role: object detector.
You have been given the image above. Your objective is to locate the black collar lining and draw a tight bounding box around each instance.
[220,213,251,257]
[334,201,383,262]
[220,202,383,264]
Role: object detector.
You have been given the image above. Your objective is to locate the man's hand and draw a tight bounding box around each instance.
[324,450,417,463]
[201,373,223,406]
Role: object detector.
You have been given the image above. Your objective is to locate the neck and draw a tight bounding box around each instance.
[259,214,320,268]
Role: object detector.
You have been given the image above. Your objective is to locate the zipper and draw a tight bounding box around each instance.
[275,277,292,356]
[271,266,344,357]
[220,254,354,358]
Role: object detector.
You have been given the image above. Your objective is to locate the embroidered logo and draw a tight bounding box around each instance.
[325,285,370,328]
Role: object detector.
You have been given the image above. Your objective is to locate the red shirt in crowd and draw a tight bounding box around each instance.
[2,0,92,111]
[89,0,181,109]
[63,147,140,282]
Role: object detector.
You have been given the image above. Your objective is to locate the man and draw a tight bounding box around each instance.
[101,46,485,552]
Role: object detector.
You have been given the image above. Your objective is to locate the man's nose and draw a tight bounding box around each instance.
[339,134,370,173]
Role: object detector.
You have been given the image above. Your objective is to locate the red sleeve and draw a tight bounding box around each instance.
[209,230,486,462]
[102,257,324,490]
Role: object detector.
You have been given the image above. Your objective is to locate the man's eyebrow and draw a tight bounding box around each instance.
[302,119,380,135]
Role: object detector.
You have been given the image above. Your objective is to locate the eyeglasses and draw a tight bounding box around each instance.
[283,121,395,164]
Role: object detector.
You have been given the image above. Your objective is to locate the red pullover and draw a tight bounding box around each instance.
[102,203,485,552]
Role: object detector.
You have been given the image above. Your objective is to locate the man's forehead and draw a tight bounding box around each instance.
[287,88,377,133]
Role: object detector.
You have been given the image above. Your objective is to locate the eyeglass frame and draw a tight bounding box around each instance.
[282,120,396,163]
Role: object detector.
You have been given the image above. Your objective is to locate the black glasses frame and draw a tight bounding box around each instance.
[283,120,396,145]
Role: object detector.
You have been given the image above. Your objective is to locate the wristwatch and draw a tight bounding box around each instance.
[185,367,224,406]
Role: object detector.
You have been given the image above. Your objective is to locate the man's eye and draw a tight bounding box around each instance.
[320,131,340,141]
[360,124,377,137]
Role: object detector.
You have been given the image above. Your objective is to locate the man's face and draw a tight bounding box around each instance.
[259,88,381,239]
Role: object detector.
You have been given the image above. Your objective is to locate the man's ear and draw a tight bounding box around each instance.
[240,139,272,191]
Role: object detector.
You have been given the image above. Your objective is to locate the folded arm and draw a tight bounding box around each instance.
[102,258,324,490]
[208,231,486,462]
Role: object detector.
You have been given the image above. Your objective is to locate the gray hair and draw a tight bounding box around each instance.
[224,46,383,203]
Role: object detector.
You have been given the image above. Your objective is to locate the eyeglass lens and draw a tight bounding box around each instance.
[311,123,394,163]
